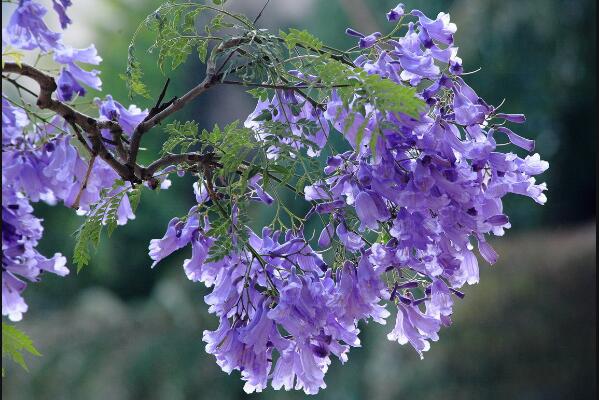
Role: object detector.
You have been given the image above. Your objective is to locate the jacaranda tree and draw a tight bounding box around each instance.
[2,0,549,393]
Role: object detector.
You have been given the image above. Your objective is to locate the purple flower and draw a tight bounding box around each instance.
[477,239,498,264]
[518,153,549,175]
[333,256,390,324]
[387,302,441,358]
[54,44,102,93]
[2,272,29,321]
[1,191,69,321]
[318,222,334,248]
[249,175,274,205]
[238,298,274,354]
[412,11,457,45]
[354,191,390,231]
[52,0,72,29]
[53,44,102,65]
[56,68,86,101]
[193,181,209,203]
[426,279,453,318]
[95,95,148,135]
[335,223,364,251]
[5,0,61,51]
[2,98,29,145]
[394,25,440,81]
[345,28,364,38]
[183,228,215,282]
[359,32,382,49]
[387,4,405,22]
[148,214,199,267]
[496,113,526,123]
[452,78,490,125]
[497,126,535,152]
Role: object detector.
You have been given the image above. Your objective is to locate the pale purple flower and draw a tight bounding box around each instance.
[335,223,364,251]
[2,97,29,145]
[183,228,215,282]
[56,68,86,101]
[5,0,61,51]
[148,215,199,267]
[497,126,535,152]
[359,32,382,49]
[52,0,72,29]
[496,113,526,123]
[387,302,440,358]
[318,222,334,248]
[249,175,274,205]
[387,4,405,22]
[95,95,148,134]
[412,11,457,45]
[354,191,390,231]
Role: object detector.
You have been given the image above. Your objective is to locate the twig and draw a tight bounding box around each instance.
[72,155,96,209]
[142,152,221,179]
[253,0,271,24]
[220,79,350,89]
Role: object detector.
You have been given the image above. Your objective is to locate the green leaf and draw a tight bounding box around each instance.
[359,72,425,117]
[246,88,269,101]
[369,127,379,157]
[161,120,199,155]
[354,114,370,149]
[197,40,208,63]
[73,185,130,271]
[122,45,151,99]
[128,186,143,213]
[279,29,323,51]
[2,323,41,374]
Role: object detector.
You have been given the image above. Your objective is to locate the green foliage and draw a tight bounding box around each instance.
[202,121,255,177]
[121,46,151,99]
[359,71,424,117]
[316,59,425,118]
[314,59,355,100]
[161,120,200,155]
[73,184,142,271]
[204,13,233,34]
[279,28,323,51]
[205,201,250,262]
[2,323,41,375]
[246,88,270,101]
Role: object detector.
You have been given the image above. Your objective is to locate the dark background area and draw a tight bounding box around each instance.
[2,0,597,399]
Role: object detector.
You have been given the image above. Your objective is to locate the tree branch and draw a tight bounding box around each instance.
[220,79,350,90]
[142,152,221,179]
[2,62,138,182]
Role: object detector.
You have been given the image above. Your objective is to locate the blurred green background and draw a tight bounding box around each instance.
[2,0,597,399]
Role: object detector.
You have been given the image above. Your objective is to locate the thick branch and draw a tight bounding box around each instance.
[125,37,240,168]
[127,74,216,167]
[2,62,137,182]
[142,152,221,179]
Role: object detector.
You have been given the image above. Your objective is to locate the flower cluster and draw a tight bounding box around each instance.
[4,0,102,101]
[149,200,389,394]
[2,0,548,393]
[2,1,146,321]
[147,4,548,394]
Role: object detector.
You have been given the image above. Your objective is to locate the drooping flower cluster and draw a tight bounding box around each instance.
[149,199,389,394]
[2,0,146,321]
[147,4,548,394]
[2,0,548,393]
